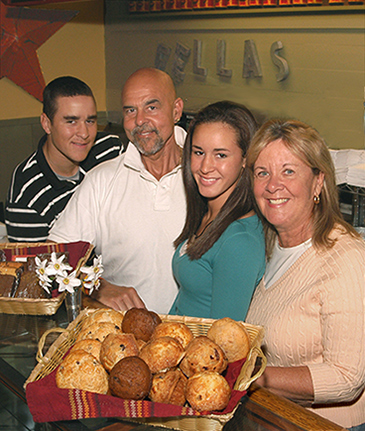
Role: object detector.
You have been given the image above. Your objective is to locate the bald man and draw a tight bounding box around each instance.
[49,68,187,314]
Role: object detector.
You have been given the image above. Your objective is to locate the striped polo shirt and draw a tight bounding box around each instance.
[5,131,124,242]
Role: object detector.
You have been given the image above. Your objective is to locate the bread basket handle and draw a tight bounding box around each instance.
[36,327,68,363]
[233,346,267,392]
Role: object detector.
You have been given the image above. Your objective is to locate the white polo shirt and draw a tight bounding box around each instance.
[49,127,187,313]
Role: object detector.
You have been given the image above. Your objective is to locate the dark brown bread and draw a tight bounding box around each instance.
[15,270,48,298]
[109,356,152,400]
[122,308,161,342]
[0,274,16,297]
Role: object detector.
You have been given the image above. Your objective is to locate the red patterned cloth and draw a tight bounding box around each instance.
[26,358,247,423]
[1,241,92,269]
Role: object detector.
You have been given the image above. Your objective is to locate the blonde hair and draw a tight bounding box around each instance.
[246,119,359,257]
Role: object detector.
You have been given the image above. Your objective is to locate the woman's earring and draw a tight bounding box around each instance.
[313,195,320,204]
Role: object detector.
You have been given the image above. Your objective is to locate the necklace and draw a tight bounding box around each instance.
[194,220,214,239]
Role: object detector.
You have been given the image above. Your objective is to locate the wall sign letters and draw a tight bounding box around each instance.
[171,42,191,83]
[156,39,290,82]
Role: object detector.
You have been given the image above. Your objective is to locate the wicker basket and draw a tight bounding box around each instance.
[0,242,93,315]
[25,309,266,431]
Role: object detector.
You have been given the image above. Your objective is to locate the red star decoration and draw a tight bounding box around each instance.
[0,2,78,101]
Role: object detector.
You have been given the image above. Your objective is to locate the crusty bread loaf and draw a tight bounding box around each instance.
[0,261,24,277]
[15,270,48,299]
[0,274,16,297]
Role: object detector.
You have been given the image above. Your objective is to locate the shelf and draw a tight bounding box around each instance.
[338,184,365,198]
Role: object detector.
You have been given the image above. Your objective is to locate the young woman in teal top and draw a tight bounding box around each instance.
[170,101,265,320]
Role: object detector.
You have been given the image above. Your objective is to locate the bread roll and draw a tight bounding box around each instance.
[122,308,161,342]
[139,336,185,374]
[71,339,102,360]
[207,317,251,363]
[185,371,231,412]
[180,336,227,378]
[109,356,152,400]
[56,350,108,394]
[100,332,139,372]
[152,322,193,349]
[82,308,123,330]
[149,368,187,406]
[76,321,122,343]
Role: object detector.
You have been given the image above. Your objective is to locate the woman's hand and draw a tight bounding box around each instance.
[92,279,146,311]
[255,365,314,406]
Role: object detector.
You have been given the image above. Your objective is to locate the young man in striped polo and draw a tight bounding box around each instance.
[5,76,124,242]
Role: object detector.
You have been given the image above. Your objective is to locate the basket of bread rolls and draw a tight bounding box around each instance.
[25,307,266,430]
[0,242,93,315]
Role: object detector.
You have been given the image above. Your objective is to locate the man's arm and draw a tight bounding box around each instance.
[92,279,146,311]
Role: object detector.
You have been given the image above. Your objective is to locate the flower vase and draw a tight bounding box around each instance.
[65,288,82,322]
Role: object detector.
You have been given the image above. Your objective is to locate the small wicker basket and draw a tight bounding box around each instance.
[25,309,266,431]
[0,242,93,315]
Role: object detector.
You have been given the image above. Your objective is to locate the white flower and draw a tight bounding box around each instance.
[38,273,53,295]
[35,252,103,296]
[80,255,103,282]
[82,277,101,295]
[46,252,72,277]
[35,257,49,278]
[56,270,81,294]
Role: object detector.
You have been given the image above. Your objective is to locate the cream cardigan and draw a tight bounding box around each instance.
[246,228,365,428]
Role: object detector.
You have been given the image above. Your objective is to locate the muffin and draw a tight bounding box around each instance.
[136,338,146,351]
[180,336,228,378]
[149,368,187,406]
[71,339,102,360]
[109,356,152,400]
[185,371,231,412]
[56,350,108,394]
[83,308,123,330]
[152,322,194,349]
[100,332,139,372]
[76,321,122,343]
[139,336,185,374]
[207,317,251,363]
[122,308,162,342]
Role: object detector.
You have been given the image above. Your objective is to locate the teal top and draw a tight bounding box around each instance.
[170,214,265,321]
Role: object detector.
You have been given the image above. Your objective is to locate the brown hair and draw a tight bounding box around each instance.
[43,76,95,122]
[246,118,359,256]
[175,100,258,259]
